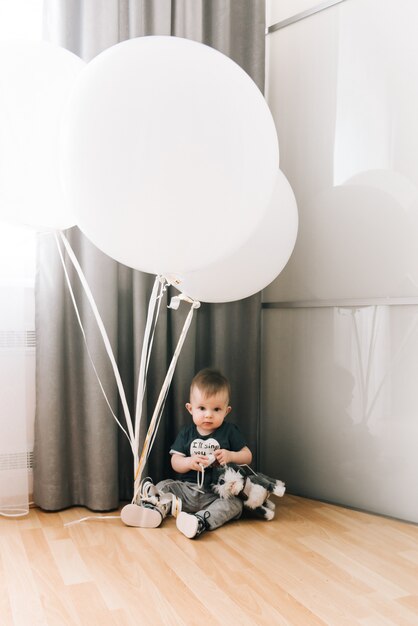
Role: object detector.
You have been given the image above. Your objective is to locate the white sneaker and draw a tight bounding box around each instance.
[176,511,210,539]
[121,485,182,528]
[138,476,159,504]
[121,477,171,528]
[120,502,163,528]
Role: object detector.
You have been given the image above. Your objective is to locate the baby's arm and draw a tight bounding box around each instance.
[171,453,212,473]
[214,446,252,466]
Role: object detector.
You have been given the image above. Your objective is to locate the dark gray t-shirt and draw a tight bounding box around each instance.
[170,421,247,486]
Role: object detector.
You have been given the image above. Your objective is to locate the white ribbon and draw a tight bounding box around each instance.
[55,232,135,450]
[54,233,201,503]
[133,275,167,470]
[132,296,200,503]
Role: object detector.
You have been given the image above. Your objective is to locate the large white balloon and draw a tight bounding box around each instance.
[165,170,298,302]
[60,36,279,274]
[0,41,85,230]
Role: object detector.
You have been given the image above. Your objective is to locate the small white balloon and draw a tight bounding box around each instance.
[0,41,85,230]
[166,170,298,302]
[60,36,279,273]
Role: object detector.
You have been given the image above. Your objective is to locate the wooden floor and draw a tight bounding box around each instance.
[1,495,418,625]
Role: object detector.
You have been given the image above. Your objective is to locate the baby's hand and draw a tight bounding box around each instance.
[189,455,211,472]
[213,449,233,465]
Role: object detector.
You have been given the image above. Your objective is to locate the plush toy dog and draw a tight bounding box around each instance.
[211,463,285,521]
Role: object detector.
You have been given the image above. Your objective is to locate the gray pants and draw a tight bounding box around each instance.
[157,479,243,530]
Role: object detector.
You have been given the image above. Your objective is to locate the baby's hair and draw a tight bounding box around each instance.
[190,368,231,402]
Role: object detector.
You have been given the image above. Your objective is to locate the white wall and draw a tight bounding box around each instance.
[262,0,418,522]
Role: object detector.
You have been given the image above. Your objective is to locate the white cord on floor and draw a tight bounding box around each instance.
[64,515,121,527]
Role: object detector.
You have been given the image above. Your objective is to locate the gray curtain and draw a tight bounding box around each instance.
[34,0,266,511]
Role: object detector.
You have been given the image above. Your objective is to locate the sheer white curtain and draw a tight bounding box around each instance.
[0,0,42,516]
[0,223,36,517]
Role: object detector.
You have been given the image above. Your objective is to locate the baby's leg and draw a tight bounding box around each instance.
[176,495,243,539]
[157,479,213,515]
[196,495,243,530]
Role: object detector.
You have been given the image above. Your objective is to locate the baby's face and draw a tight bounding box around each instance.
[186,386,231,435]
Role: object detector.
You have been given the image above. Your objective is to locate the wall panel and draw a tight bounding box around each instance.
[262,0,418,522]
